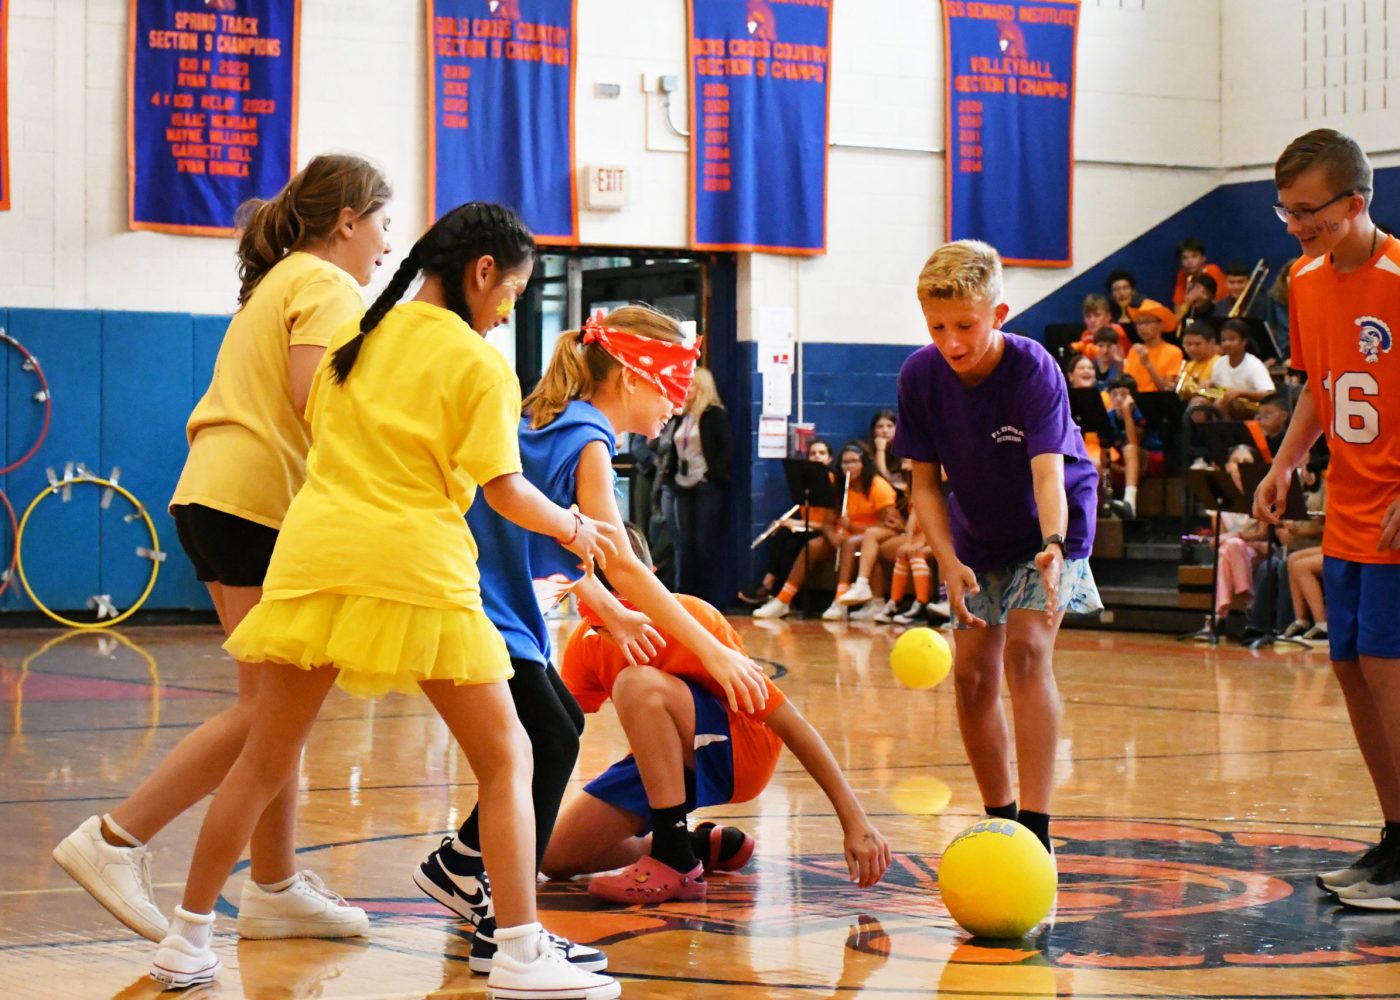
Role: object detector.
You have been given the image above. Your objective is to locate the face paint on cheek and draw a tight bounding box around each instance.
[496,297,516,319]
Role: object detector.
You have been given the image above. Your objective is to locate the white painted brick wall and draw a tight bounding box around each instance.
[4,0,1233,344]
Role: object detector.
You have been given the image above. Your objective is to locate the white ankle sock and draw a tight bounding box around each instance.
[101,814,142,848]
[450,837,481,858]
[1124,485,1138,508]
[255,874,297,893]
[494,922,543,963]
[171,906,215,949]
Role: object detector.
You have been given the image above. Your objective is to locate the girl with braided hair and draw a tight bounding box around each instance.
[415,304,769,936]
[56,153,391,948]
[144,202,623,1000]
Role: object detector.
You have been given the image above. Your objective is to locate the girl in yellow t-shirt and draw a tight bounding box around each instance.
[55,154,392,946]
[148,203,622,1000]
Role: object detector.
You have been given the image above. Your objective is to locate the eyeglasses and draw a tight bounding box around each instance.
[1273,188,1368,224]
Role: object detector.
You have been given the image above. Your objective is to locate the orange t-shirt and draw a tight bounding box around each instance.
[561,595,786,803]
[1074,323,1130,361]
[1173,263,1228,305]
[843,475,897,529]
[1289,237,1400,563]
[1123,342,1184,393]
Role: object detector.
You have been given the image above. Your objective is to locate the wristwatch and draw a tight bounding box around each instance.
[1041,534,1066,556]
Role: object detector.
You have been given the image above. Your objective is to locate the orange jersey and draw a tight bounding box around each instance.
[844,475,897,529]
[1289,236,1400,563]
[1123,341,1184,393]
[1074,323,1130,361]
[561,595,786,803]
[1173,263,1228,306]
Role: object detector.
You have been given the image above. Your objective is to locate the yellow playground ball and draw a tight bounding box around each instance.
[890,626,952,690]
[938,819,1057,939]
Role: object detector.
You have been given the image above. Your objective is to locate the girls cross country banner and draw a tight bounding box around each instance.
[0,0,10,212]
[428,0,579,244]
[687,0,833,255]
[128,0,299,236]
[943,0,1079,267]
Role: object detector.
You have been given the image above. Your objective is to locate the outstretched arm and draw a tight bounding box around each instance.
[765,701,890,887]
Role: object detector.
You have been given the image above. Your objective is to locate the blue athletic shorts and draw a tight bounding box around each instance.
[1322,557,1400,661]
[582,679,736,834]
[955,557,1103,630]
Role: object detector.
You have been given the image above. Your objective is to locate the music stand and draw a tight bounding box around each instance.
[1236,462,1312,651]
[781,459,839,619]
[1044,322,1087,365]
[1068,387,1114,442]
[1179,467,1252,645]
[1199,421,1260,467]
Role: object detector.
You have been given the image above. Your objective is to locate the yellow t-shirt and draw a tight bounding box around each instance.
[171,252,364,528]
[259,301,524,610]
[1183,354,1219,386]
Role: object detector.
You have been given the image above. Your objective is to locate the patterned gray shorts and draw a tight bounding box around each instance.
[955,557,1103,630]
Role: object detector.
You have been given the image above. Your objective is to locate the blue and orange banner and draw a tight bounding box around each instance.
[427,0,578,244]
[127,0,300,236]
[0,0,9,212]
[943,0,1078,267]
[687,0,832,255]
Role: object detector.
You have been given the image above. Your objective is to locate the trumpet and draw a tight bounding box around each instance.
[1228,259,1270,319]
[1175,369,1260,413]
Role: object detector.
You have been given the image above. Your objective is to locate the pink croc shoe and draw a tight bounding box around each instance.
[588,856,707,905]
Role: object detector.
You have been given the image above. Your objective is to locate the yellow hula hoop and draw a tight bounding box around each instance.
[16,475,163,630]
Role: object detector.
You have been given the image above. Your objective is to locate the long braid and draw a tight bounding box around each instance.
[329,201,535,385]
[328,247,421,384]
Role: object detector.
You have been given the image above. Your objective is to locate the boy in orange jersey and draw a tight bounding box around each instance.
[542,527,890,903]
[1073,294,1129,360]
[1172,236,1229,307]
[1122,305,1184,392]
[1255,129,1400,911]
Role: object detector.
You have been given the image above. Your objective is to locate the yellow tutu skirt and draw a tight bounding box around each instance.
[225,592,514,698]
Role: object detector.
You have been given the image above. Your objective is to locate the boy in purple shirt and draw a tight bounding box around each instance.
[893,240,1101,852]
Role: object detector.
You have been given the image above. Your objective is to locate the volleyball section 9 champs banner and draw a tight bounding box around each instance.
[0,0,10,212]
[687,0,832,255]
[943,0,1078,267]
[428,0,578,244]
[128,0,299,235]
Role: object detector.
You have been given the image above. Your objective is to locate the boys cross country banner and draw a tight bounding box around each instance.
[943,0,1079,267]
[687,0,833,255]
[128,0,299,236]
[428,0,579,244]
[0,0,10,212]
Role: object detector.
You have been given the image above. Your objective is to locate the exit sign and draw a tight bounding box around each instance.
[584,165,629,211]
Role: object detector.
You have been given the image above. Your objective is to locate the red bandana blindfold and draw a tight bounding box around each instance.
[582,318,701,410]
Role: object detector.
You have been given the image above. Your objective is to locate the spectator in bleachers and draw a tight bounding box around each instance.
[1284,540,1328,641]
[1210,446,1271,622]
[1255,393,1291,458]
[1247,470,1325,638]
[1123,305,1183,392]
[1180,320,1221,387]
[1106,268,1176,332]
[1262,257,1297,363]
[1179,272,1219,324]
[1172,236,1228,306]
[1215,261,1268,320]
[1205,319,1275,419]
[739,438,835,607]
[1073,294,1130,360]
[1102,375,1162,519]
[1089,327,1124,388]
[868,409,907,498]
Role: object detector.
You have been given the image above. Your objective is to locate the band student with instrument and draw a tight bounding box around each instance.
[1218,259,1270,320]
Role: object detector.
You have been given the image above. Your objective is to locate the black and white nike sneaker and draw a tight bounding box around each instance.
[415,836,493,927]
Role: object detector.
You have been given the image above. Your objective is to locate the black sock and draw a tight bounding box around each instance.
[690,823,745,866]
[1020,810,1051,851]
[650,803,698,873]
[985,801,1018,822]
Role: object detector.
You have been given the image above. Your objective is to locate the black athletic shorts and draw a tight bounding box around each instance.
[172,503,279,587]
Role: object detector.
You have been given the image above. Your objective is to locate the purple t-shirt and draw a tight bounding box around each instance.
[893,332,1097,572]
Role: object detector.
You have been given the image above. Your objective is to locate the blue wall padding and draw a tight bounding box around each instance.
[1011,165,1400,341]
[0,308,224,614]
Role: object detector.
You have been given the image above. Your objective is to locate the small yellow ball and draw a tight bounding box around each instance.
[938,819,1057,939]
[889,626,952,690]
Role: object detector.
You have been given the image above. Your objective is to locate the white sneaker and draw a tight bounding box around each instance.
[893,601,927,625]
[487,927,620,999]
[849,601,882,621]
[236,870,369,939]
[54,815,168,942]
[838,580,874,605]
[150,907,220,990]
[821,601,847,621]
[872,600,900,624]
[752,597,790,619]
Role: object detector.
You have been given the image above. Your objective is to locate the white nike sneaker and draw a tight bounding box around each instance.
[487,927,620,999]
[838,579,874,605]
[752,597,791,619]
[848,600,883,621]
[54,815,168,942]
[821,601,848,621]
[236,870,369,939]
